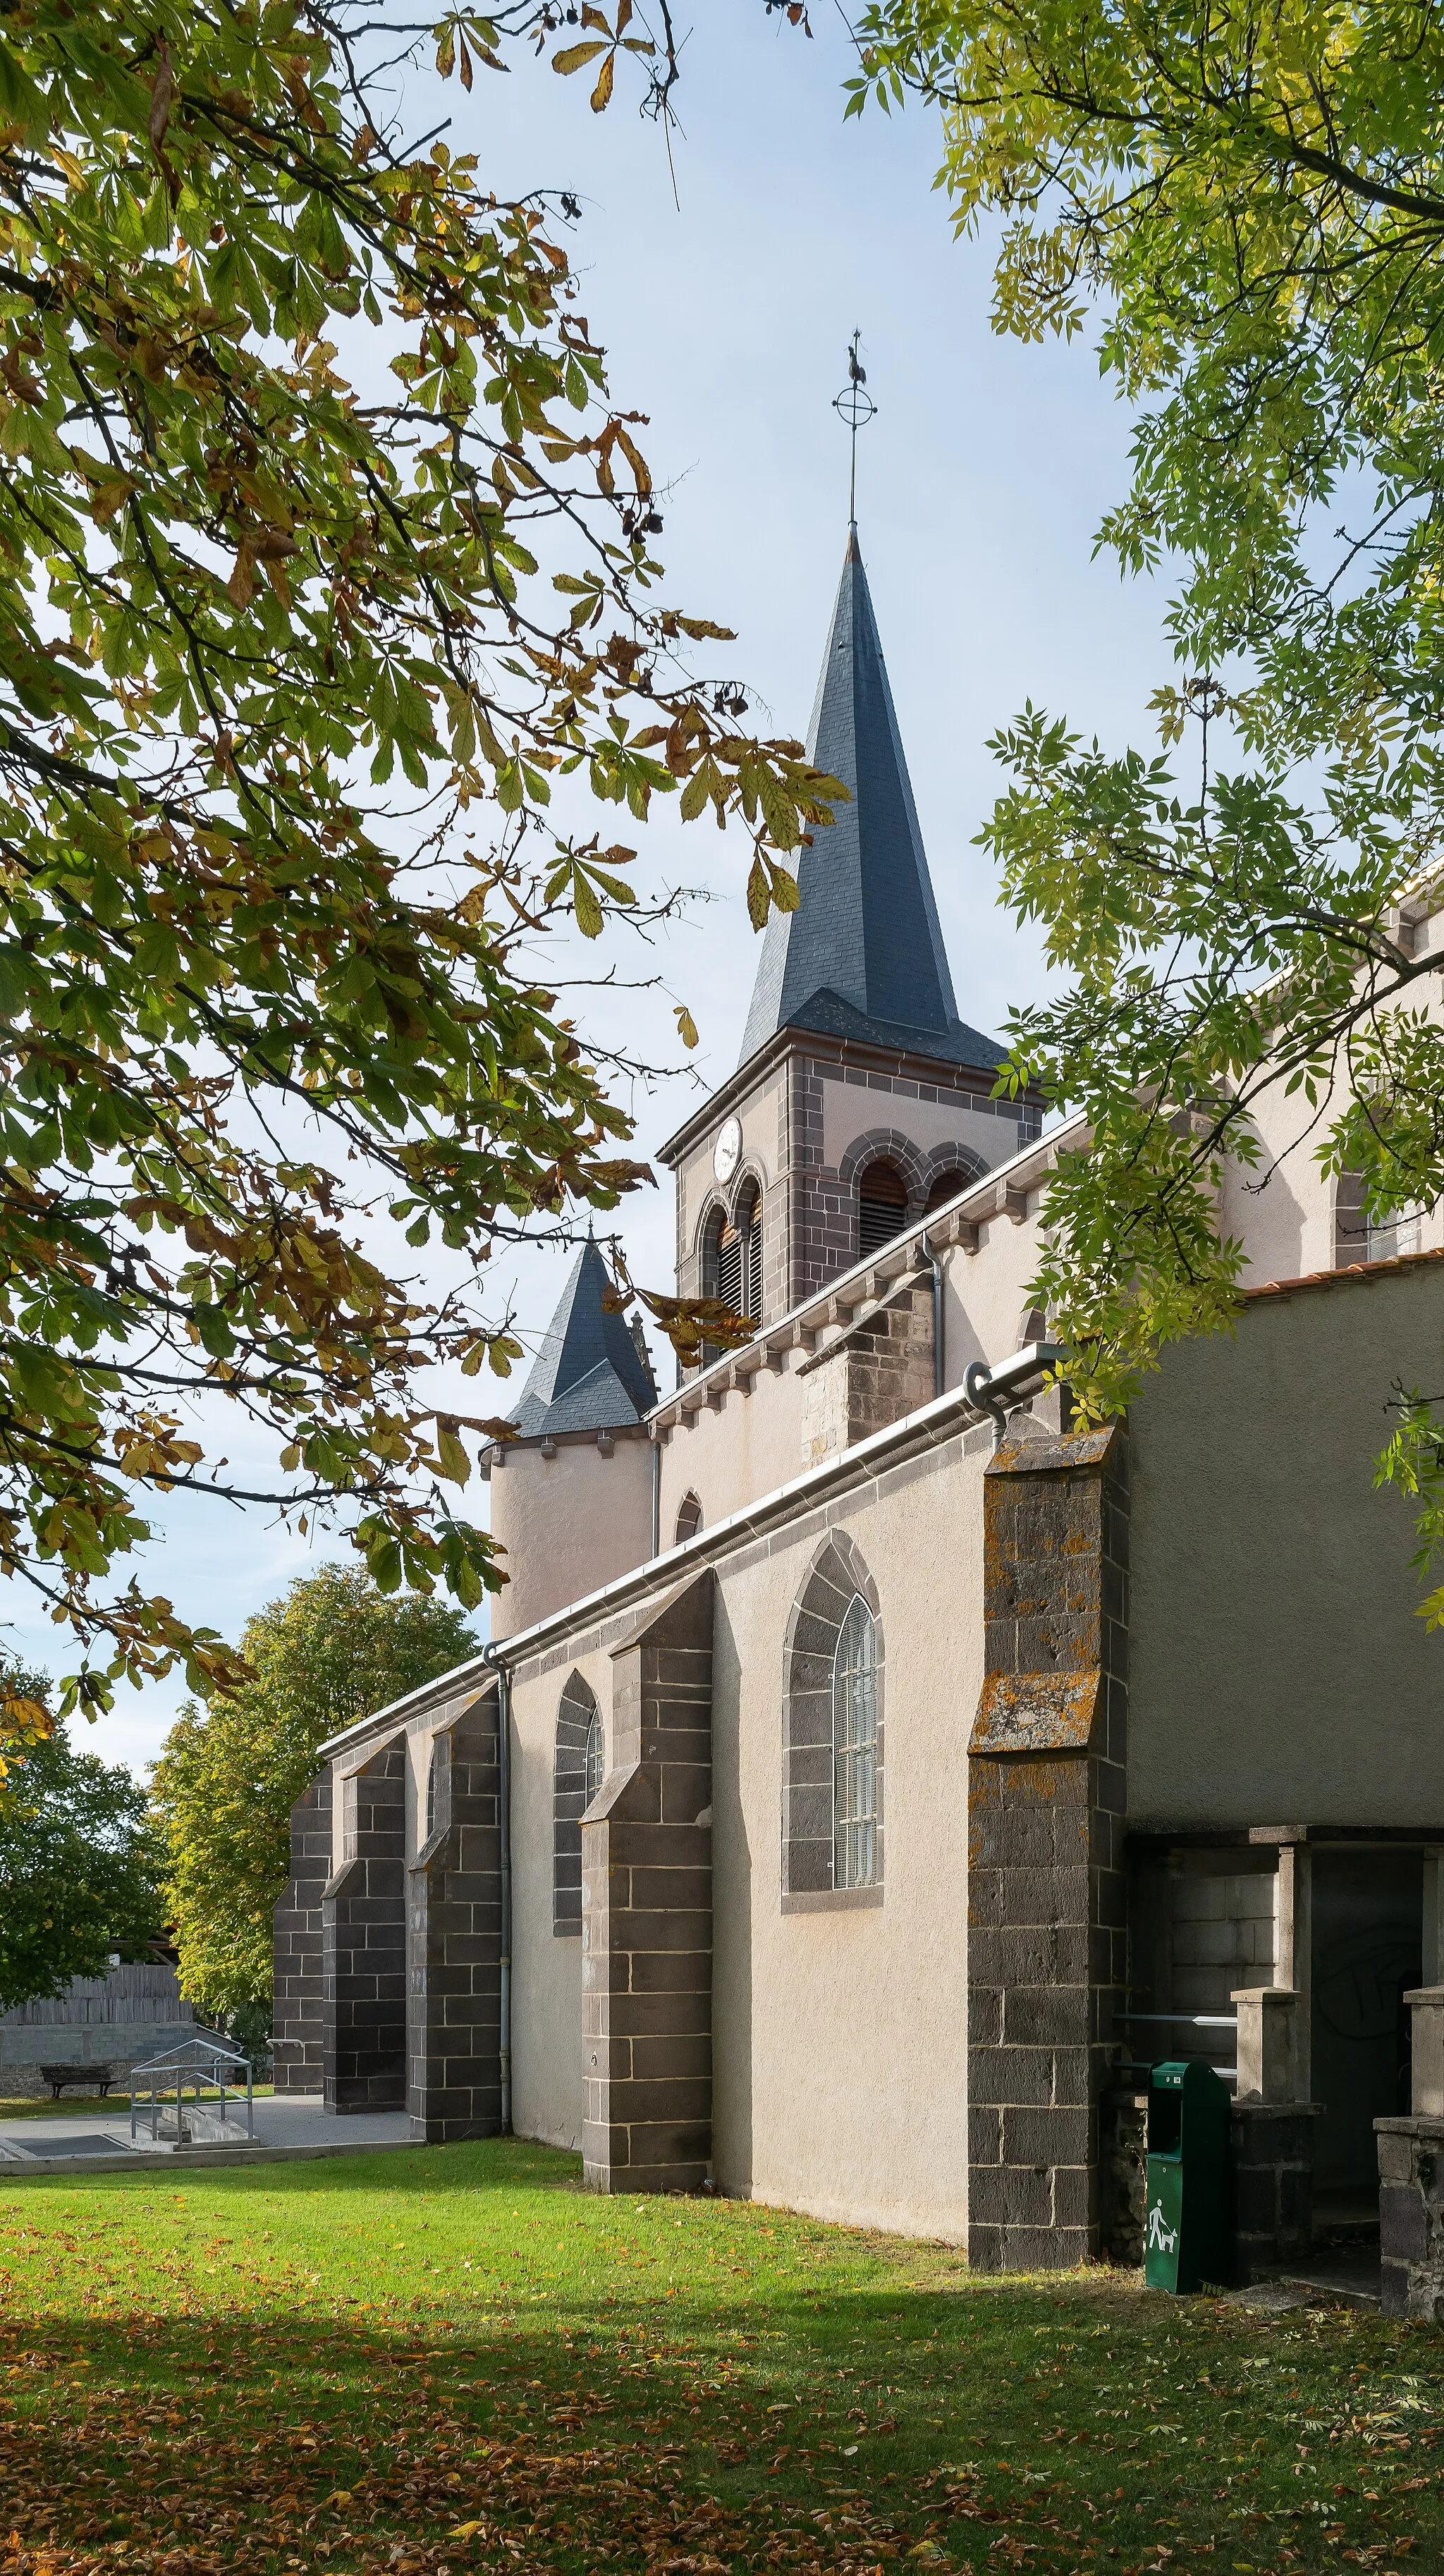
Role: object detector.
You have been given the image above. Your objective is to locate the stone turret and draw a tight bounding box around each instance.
[484,1237,656,1639]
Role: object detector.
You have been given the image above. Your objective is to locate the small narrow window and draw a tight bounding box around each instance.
[553,1674,599,1934]
[675,1490,703,1545]
[1335,1170,1422,1268]
[735,1180,762,1326]
[833,1594,879,1890]
[857,1158,909,1260]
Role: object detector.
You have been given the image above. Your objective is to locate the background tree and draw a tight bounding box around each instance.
[151,1562,475,2014]
[0,0,839,1727]
[0,1662,165,2011]
[852,0,1444,1597]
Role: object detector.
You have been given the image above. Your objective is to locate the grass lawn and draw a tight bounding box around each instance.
[1,2140,1440,2576]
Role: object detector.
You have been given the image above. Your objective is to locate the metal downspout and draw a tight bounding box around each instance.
[650,1430,661,1557]
[922,1229,944,1399]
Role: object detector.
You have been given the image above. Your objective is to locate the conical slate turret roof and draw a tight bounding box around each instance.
[509,1237,656,1438]
[738,531,1005,1073]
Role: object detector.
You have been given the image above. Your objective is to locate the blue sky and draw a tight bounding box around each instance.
[5,3,1180,1775]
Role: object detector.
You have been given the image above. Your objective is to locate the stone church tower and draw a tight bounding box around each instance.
[487,529,1040,1614]
[660,530,1041,1334]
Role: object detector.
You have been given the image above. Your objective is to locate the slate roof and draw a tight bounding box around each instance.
[508,1237,657,1438]
[738,530,1004,1074]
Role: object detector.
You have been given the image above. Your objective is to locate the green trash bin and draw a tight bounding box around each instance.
[1143,2059,1230,2293]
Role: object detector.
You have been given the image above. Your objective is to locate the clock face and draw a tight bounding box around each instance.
[713,1117,742,1185]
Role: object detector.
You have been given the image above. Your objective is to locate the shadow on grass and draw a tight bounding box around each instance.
[0,2140,1439,2574]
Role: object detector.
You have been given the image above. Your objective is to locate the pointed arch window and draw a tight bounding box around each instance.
[675,1490,703,1545]
[585,1705,605,1806]
[782,1534,884,1902]
[833,1594,879,1890]
[553,1673,601,1935]
[857,1158,908,1259]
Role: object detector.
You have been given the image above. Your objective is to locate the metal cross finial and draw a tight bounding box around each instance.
[832,329,876,529]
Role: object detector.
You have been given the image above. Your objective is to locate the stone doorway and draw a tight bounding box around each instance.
[1311,1848,1422,2204]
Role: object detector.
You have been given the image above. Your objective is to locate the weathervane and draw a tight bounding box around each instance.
[832,330,876,527]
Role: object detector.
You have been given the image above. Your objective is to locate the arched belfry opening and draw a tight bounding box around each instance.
[857,1158,908,1260]
[707,1185,761,1323]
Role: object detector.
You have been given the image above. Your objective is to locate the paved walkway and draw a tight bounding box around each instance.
[0,2092,416,2172]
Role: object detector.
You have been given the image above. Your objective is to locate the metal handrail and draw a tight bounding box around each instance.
[1115,2009,1239,2029]
[129,2034,254,2146]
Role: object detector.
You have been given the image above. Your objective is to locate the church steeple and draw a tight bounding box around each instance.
[737,532,1002,1076]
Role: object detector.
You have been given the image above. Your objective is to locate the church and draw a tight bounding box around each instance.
[274,527,1444,2285]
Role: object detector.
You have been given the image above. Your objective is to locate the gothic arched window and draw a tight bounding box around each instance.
[833,1595,879,1890]
[675,1490,703,1545]
[553,1673,600,1935]
[585,1705,605,1806]
[857,1158,909,1259]
[782,1533,885,1899]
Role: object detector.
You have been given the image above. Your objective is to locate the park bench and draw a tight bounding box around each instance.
[38,2064,116,2100]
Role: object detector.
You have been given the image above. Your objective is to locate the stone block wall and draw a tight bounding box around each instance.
[800,1284,934,1468]
[582,1574,713,2193]
[407,1692,504,2142]
[1232,2104,1318,2281]
[274,1770,332,2092]
[967,1421,1130,2270]
[1101,2085,1148,2264]
[1378,2115,1444,2317]
[323,1738,407,2113]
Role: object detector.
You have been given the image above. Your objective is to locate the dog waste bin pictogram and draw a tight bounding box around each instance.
[1143,2059,1229,2293]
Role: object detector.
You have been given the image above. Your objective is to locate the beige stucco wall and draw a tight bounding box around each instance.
[658,1358,809,1538]
[709,1425,987,2238]
[1129,1258,1444,1827]
[509,1640,618,2149]
[489,1437,653,1640]
[1213,908,1444,1286]
[655,1214,1048,1542]
[506,1416,989,2237]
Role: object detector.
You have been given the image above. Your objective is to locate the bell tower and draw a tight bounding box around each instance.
[659,522,1041,1339]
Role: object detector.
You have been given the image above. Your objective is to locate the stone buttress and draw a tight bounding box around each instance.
[274,1769,331,2093]
[582,1574,714,2192]
[967,1424,1130,2268]
[406,1684,505,2142]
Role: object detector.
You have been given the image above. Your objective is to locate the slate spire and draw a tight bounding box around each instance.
[509,1237,656,1438]
[738,532,1003,1073]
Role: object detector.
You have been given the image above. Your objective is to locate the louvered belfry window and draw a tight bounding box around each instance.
[833,1593,879,1890]
[714,1182,761,1323]
[857,1158,908,1260]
